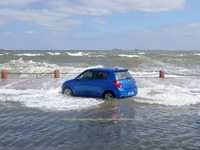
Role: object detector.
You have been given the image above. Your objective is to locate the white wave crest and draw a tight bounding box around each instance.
[138,52,145,55]
[88,55,105,57]
[1,58,59,74]
[67,52,84,56]
[194,53,200,56]
[47,52,61,56]
[0,59,105,77]
[118,54,140,58]
[0,88,103,111]
[16,53,44,56]
[134,81,200,106]
[66,52,94,57]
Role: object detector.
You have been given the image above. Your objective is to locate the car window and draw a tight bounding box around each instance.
[94,71,108,80]
[115,71,132,80]
[78,70,93,80]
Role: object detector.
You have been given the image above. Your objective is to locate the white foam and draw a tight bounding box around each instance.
[134,84,200,106]
[0,59,105,78]
[1,58,59,74]
[0,53,9,56]
[138,52,145,55]
[0,88,104,111]
[16,53,44,56]
[67,52,84,56]
[194,53,200,56]
[175,54,185,57]
[118,54,140,58]
[88,55,105,57]
[130,71,159,77]
[66,52,106,57]
[47,52,61,56]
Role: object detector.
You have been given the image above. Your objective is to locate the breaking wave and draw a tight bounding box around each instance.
[134,77,200,106]
[16,53,44,56]
[0,88,103,111]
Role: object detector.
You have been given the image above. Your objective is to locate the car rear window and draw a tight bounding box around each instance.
[115,71,132,80]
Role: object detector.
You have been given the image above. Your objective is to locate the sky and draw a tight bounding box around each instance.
[0,0,200,50]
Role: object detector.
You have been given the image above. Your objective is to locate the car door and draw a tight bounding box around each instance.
[90,71,109,97]
[73,70,94,96]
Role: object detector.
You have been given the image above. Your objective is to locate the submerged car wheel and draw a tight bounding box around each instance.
[103,91,115,99]
[63,87,73,96]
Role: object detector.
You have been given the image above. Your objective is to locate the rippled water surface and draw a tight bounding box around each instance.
[0,50,200,149]
[0,77,200,149]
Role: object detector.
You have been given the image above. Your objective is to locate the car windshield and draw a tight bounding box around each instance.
[77,70,93,80]
[115,71,132,80]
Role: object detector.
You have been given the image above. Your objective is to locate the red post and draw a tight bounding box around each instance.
[159,70,165,78]
[54,69,60,78]
[1,69,8,79]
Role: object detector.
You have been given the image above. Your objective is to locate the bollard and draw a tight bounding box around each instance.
[1,69,8,79]
[159,70,165,78]
[54,69,60,78]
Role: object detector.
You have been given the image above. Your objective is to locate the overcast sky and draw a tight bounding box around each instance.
[0,0,200,50]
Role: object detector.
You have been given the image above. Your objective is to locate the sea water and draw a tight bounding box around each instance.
[0,50,200,149]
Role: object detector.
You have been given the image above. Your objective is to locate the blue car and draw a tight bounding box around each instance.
[62,68,138,99]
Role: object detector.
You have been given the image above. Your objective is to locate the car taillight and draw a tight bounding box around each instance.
[113,80,122,88]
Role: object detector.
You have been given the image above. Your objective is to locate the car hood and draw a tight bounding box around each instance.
[62,79,75,87]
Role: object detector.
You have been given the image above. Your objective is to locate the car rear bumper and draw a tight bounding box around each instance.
[115,86,138,99]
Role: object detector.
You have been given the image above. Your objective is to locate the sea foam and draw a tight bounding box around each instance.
[16,53,44,56]
[134,77,200,106]
[0,88,103,111]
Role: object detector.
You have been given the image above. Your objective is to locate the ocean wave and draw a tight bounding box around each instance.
[0,58,197,78]
[88,54,105,57]
[0,58,59,74]
[138,52,145,55]
[1,76,199,108]
[47,52,61,56]
[118,54,141,58]
[16,53,44,56]
[0,66,199,108]
[67,52,85,56]
[66,52,105,57]
[0,88,103,111]
[175,54,185,57]
[175,53,200,57]
[0,59,105,77]
[134,77,200,106]
[0,53,9,56]
[194,53,200,56]
[135,87,200,106]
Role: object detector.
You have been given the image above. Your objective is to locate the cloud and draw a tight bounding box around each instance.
[0,0,40,6]
[0,0,186,29]
[81,0,186,12]
[92,18,107,24]
[183,23,200,29]
[25,31,38,35]
[0,7,83,31]
[121,22,200,50]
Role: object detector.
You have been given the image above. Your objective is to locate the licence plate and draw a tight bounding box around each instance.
[128,91,134,96]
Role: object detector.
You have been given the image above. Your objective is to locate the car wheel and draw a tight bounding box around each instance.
[63,87,73,96]
[103,91,115,99]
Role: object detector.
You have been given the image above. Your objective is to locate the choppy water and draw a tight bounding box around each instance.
[0,50,200,149]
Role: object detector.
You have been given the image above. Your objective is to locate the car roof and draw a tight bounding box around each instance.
[87,67,128,72]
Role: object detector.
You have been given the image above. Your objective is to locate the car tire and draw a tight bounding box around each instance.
[63,87,73,96]
[103,91,115,99]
